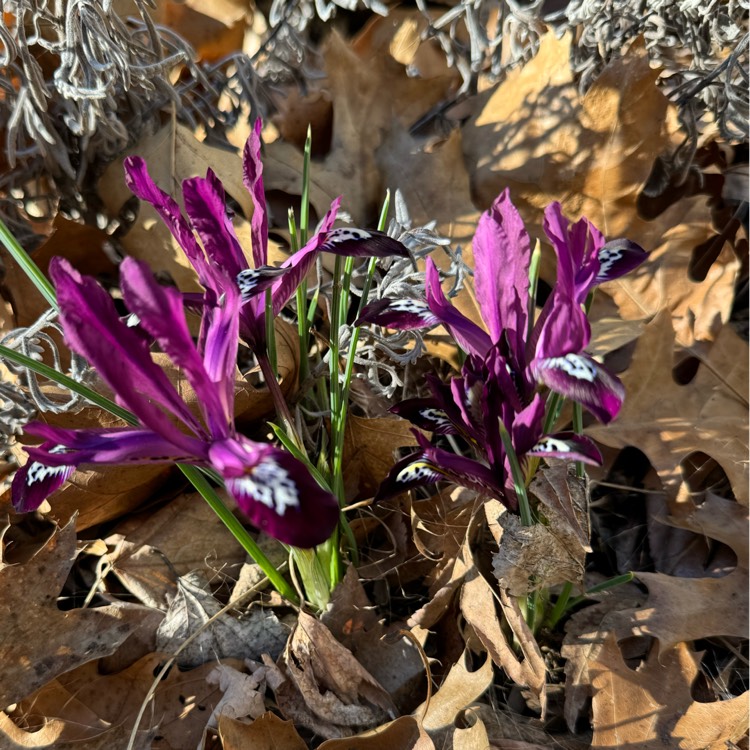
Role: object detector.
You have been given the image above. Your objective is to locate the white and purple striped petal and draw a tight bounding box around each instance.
[355,297,440,330]
[595,239,648,284]
[11,444,75,513]
[209,438,340,548]
[528,432,602,464]
[531,352,625,424]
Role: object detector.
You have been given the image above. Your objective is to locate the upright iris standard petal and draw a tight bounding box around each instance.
[124,157,218,291]
[182,169,246,279]
[50,258,204,451]
[209,439,340,548]
[473,189,530,350]
[119,257,234,436]
[243,118,269,269]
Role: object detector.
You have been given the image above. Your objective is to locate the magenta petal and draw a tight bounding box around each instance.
[242,119,268,268]
[183,170,246,279]
[270,196,342,315]
[124,157,215,288]
[22,423,207,465]
[474,189,530,347]
[355,297,440,329]
[528,432,602,464]
[50,258,204,451]
[210,439,339,548]
[596,239,648,284]
[237,266,288,302]
[531,352,625,424]
[12,443,74,513]
[390,398,458,434]
[374,431,502,503]
[119,258,237,436]
[318,228,410,259]
[425,258,492,357]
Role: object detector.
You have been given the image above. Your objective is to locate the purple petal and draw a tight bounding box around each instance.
[209,438,340,548]
[374,431,502,503]
[124,157,215,289]
[242,119,268,268]
[474,189,530,349]
[270,197,342,316]
[531,352,625,424]
[119,258,237,437]
[355,297,440,330]
[183,170,246,279]
[23,423,206,464]
[425,258,492,357]
[509,393,546,457]
[543,203,606,303]
[534,292,590,361]
[318,228,410,259]
[528,432,602,464]
[50,258,204,451]
[237,266,288,302]
[595,239,648,284]
[390,398,458,434]
[12,443,74,513]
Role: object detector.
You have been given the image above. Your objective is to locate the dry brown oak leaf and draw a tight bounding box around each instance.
[586,312,748,507]
[0,518,148,707]
[589,633,748,749]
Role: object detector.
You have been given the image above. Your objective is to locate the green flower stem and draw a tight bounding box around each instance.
[0,218,58,311]
[546,573,634,629]
[497,419,534,527]
[180,465,298,603]
[265,288,278,377]
[527,239,541,343]
[289,210,310,389]
[289,546,329,611]
[572,401,584,479]
[545,580,573,630]
[0,345,296,604]
[257,352,301,450]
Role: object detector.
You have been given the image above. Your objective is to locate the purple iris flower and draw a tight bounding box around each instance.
[124,119,409,358]
[11,257,340,548]
[359,189,647,424]
[375,351,602,510]
[360,190,646,508]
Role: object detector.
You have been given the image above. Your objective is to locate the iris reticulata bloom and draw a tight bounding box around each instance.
[11,257,340,548]
[361,190,646,508]
[124,120,409,357]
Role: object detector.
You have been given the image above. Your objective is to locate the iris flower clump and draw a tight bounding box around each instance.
[359,190,646,510]
[11,121,410,552]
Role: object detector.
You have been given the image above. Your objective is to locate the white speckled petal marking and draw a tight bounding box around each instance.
[597,246,622,280]
[389,299,430,314]
[419,408,453,431]
[325,228,372,244]
[231,459,300,516]
[541,353,597,382]
[396,461,441,485]
[26,445,73,486]
[531,437,570,454]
